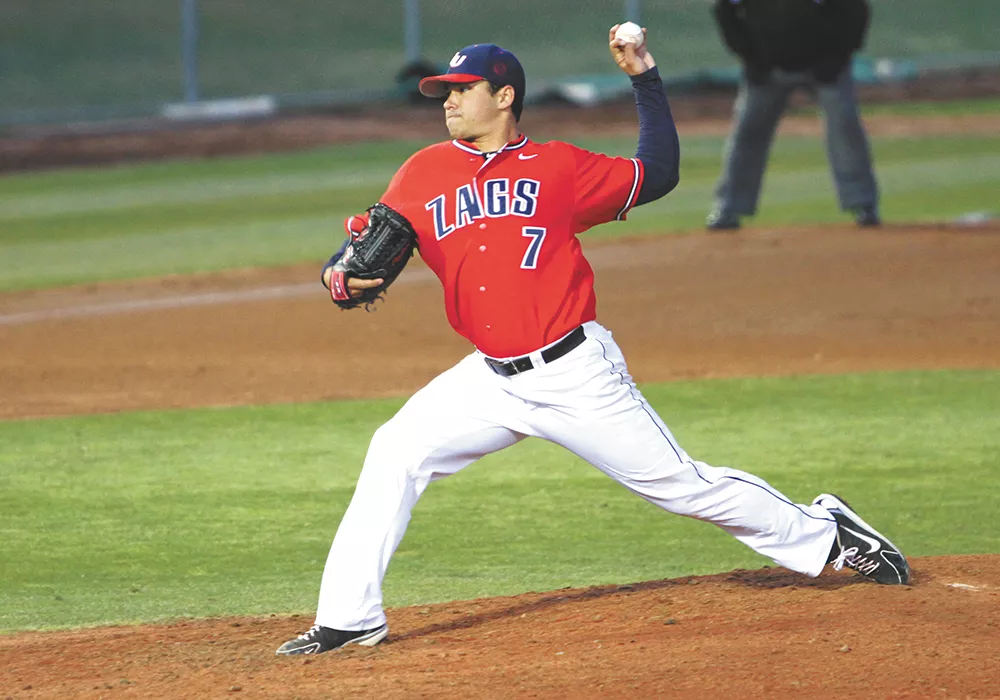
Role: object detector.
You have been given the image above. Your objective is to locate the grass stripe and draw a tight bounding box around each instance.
[1,370,997,631]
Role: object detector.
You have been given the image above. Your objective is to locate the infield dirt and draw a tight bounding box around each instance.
[2,223,998,420]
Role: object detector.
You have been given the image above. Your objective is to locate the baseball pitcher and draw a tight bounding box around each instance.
[277,25,910,656]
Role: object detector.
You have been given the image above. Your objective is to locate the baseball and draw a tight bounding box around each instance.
[614,21,644,47]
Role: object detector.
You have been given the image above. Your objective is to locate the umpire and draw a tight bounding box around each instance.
[707,0,880,230]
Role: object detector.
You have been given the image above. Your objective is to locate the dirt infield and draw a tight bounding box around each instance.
[2,223,999,420]
[2,221,999,697]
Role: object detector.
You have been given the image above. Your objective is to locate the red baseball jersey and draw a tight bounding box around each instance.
[346,136,644,358]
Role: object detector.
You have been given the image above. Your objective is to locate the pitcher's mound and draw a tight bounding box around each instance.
[2,555,997,699]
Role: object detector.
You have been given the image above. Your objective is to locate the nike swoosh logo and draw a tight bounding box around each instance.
[518,153,538,160]
[843,526,882,554]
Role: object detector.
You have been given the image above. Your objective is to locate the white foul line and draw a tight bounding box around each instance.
[0,269,439,327]
[0,283,314,326]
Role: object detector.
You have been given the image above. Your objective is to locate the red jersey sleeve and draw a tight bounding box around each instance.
[569,144,645,233]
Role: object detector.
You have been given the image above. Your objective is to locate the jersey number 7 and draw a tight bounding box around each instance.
[520,227,547,269]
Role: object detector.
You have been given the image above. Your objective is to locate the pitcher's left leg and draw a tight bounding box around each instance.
[534,323,837,577]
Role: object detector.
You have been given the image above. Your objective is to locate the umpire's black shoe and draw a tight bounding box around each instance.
[706,208,741,231]
[814,493,911,585]
[275,623,388,656]
[854,206,882,227]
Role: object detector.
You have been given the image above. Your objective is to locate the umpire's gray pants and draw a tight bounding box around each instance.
[713,68,879,216]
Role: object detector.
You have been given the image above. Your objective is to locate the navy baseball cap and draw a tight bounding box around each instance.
[419,44,525,120]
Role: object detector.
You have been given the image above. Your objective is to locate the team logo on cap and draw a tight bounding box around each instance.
[449,52,467,68]
[493,62,507,77]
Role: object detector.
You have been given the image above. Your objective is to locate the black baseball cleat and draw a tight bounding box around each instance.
[814,493,911,585]
[275,623,388,656]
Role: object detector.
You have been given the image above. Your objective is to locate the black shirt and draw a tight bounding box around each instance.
[713,0,870,75]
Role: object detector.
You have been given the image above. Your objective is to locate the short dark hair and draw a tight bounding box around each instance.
[487,81,523,121]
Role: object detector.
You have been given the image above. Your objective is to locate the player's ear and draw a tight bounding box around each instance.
[495,85,516,111]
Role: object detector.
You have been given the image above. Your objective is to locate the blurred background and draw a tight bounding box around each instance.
[2,0,998,129]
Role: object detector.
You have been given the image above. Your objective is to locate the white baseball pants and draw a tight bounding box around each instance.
[315,321,837,630]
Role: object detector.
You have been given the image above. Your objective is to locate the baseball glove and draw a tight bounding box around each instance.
[327,202,418,310]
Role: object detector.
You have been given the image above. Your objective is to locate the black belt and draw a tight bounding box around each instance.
[483,326,586,377]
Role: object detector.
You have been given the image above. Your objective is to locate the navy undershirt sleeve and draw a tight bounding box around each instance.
[631,66,680,205]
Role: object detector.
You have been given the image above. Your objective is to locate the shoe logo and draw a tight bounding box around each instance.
[518,153,537,160]
[843,526,881,554]
[449,53,467,68]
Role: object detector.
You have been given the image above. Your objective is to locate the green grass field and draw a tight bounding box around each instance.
[2,104,998,634]
[2,370,998,632]
[1,112,998,292]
